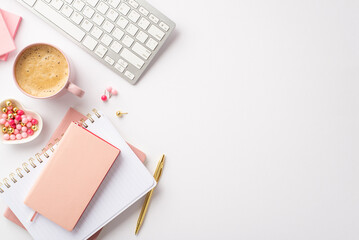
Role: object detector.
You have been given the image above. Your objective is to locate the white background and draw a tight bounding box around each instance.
[0,0,359,239]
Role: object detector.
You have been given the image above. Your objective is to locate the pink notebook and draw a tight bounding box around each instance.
[0,9,21,61]
[4,108,146,239]
[25,123,121,231]
[0,10,16,56]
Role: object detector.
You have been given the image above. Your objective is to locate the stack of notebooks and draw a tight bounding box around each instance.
[0,108,156,240]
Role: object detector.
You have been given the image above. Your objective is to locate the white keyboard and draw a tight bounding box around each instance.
[18,0,175,84]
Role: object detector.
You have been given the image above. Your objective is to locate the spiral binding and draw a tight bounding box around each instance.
[0,109,102,194]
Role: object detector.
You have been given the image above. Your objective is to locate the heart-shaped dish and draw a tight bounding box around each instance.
[0,99,43,145]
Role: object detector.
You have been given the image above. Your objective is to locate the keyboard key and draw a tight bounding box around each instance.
[138,17,150,30]
[82,35,97,50]
[159,22,169,32]
[71,12,83,24]
[101,34,113,46]
[97,2,109,14]
[110,41,122,53]
[124,70,135,80]
[86,0,98,7]
[126,24,138,36]
[81,19,93,31]
[108,0,120,8]
[90,26,103,39]
[128,10,140,22]
[128,0,139,8]
[136,31,148,43]
[118,3,130,15]
[104,56,115,65]
[118,59,128,68]
[146,37,158,50]
[148,25,165,40]
[64,0,73,3]
[113,28,124,40]
[132,42,151,60]
[138,7,149,16]
[61,5,74,17]
[83,6,95,18]
[149,14,159,23]
[51,0,64,10]
[114,63,125,72]
[94,44,107,58]
[23,0,37,7]
[93,13,105,25]
[106,9,119,22]
[120,48,144,69]
[73,0,85,11]
[103,20,114,33]
[116,16,128,29]
[122,35,134,47]
[34,1,85,41]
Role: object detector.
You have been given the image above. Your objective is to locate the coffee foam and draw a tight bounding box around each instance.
[15,44,69,98]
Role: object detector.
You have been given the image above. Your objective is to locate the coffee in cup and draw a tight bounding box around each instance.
[13,43,84,98]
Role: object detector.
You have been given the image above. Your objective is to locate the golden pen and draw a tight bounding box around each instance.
[135,154,165,235]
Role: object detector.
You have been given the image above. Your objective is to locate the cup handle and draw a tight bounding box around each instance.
[67,82,85,98]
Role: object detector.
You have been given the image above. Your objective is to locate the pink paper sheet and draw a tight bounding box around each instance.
[0,10,16,56]
[0,9,22,61]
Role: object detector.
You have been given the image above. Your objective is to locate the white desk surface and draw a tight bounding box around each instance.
[1,0,359,239]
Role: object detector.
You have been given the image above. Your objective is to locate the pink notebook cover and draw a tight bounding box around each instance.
[4,108,146,239]
[0,10,16,56]
[25,123,121,231]
[0,9,21,61]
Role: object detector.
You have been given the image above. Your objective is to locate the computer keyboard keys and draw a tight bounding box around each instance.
[97,2,109,14]
[114,63,125,72]
[93,13,105,25]
[113,28,124,40]
[159,22,169,31]
[128,10,140,22]
[83,35,97,50]
[126,24,138,36]
[108,0,120,8]
[83,6,95,18]
[65,0,74,4]
[116,16,128,29]
[95,44,107,58]
[118,3,130,15]
[34,1,85,41]
[71,12,83,24]
[61,5,74,17]
[138,18,150,30]
[101,34,113,46]
[106,9,119,21]
[73,0,85,11]
[91,26,103,39]
[103,21,114,33]
[51,0,64,10]
[118,59,128,68]
[146,38,158,50]
[128,0,139,8]
[148,25,164,40]
[104,56,115,65]
[132,42,151,60]
[138,7,149,16]
[86,0,98,7]
[23,0,37,7]
[136,31,148,43]
[110,41,122,53]
[81,20,93,31]
[120,48,144,69]
[149,14,159,23]
[122,35,134,47]
[124,70,135,80]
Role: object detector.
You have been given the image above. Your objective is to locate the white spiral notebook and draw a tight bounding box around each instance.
[0,110,156,240]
